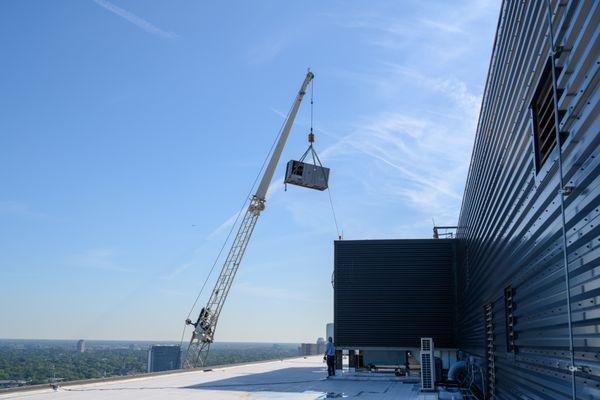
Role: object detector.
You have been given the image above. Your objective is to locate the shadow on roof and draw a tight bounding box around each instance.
[185,365,407,398]
[185,366,332,393]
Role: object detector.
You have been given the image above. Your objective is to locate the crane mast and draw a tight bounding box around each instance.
[184,71,314,368]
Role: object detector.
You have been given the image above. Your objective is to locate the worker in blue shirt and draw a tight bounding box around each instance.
[325,337,336,377]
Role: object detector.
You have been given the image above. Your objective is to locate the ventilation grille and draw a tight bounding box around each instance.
[504,286,517,353]
[420,337,435,391]
[485,303,496,399]
[531,58,562,170]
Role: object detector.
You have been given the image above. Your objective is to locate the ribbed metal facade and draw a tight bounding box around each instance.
[334,239,457,349]
[455,1,599,399]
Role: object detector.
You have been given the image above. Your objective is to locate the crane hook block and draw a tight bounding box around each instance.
[284,160,330,191]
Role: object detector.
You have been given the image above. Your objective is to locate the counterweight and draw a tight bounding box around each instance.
[183,71,314,368]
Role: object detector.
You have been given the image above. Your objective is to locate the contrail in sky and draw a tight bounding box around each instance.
[93,0,178,39]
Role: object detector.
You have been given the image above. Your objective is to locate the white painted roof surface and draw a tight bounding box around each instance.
[0,356,427,399]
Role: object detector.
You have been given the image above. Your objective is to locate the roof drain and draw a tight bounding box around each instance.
[544,1,576,399]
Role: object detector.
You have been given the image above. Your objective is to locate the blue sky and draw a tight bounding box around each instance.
[0,0,499,342]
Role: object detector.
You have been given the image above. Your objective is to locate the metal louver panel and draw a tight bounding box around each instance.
[420,337,435,391]
[456,0,600,397]
[485,303,496,399]
[334,239,457,349]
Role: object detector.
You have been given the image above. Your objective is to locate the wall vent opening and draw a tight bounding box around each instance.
[531,58,564,171]
[504,286,517,353]
[484,303,496,399]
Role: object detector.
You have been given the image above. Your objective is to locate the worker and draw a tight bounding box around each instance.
[325,337,336,377]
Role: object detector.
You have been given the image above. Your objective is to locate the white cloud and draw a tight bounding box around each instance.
[418,17,464,34]
[331,0,496,63]
[205,212,239,241]
[92,0,178,39]
[310,68,481,234]
[165,260,196,279]
[163,207,245,280]
[265,68,481,237]
[269,107,288,120]
[382,64,481,116]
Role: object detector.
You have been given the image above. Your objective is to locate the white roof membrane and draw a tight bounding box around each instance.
[0,356,426,400]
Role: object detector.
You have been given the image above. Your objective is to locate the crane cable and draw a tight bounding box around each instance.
[178,92,301,350]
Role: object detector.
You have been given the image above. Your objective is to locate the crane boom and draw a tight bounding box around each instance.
[183,71,314,368]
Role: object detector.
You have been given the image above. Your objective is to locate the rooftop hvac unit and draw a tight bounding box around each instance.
[420,337,435,391]
[284,160,329,191]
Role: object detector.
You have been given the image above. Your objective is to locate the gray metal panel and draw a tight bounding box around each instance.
[456,1,600,398]
[334,239,457,349]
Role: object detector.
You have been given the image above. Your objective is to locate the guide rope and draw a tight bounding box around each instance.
[327,186,341,239]
[309,77,341,239]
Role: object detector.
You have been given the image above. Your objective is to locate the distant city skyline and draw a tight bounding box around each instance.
[1,0,499,341]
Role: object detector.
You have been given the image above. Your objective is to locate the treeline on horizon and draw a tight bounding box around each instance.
[0,343,298,386]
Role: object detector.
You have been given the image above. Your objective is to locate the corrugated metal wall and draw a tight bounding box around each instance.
[334,239,457,349]
[456,1,599,399]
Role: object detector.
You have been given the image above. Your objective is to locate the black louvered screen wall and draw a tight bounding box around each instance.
[334,239,458,349]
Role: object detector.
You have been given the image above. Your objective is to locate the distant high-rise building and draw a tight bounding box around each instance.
[147,345,181,373]
[299,339,327,356]
[316,338,326,354]
[77,340,85,353]
[298,343,320,356]
[326,323,334,341]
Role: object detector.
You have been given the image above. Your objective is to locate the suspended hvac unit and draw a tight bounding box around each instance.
[420,337,435,391]
[284,129,329,191]
[284,160,329,191]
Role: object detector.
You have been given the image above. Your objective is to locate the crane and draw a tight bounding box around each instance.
[183,71,315,368]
